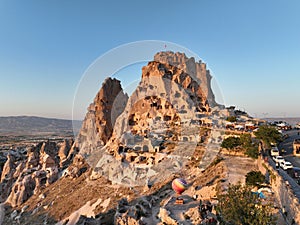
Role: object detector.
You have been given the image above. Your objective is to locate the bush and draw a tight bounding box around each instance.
[245,171,265,186]
[240,133,252,147]
[221,137,241,150]
[245,145,259,159]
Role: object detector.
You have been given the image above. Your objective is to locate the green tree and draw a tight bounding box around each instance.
[221,137,241,150]
[221,135,259,159]
[217,183,276,225]
[240,133,252,147]
[226,116,237,122]
[254,125,282,146]
[245,145,259,159]
[245,170,265,186]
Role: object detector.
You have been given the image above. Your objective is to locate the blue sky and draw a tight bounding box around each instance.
[0,0,299,120]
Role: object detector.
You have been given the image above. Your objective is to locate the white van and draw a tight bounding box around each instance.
[270,147,279,156]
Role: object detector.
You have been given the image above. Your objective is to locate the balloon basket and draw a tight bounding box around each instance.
[175,195,184,205]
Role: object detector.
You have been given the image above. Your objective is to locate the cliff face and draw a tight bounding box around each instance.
[77,78,128,156]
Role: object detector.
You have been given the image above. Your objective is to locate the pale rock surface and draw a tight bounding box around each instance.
[1,140,73,207]
[77,77,128,156]
[1,154,16,182]
[158,208,178,225]
[58,139,74,167]
[154,51,216,107]
[6,174,35,207]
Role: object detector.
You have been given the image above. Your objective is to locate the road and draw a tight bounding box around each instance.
[267,129,300,199]
[268,157,300,199]
[278,129,300,167]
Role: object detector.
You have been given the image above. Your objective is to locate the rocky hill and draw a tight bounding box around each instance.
[0,51,228,225]
[78,51,222,187]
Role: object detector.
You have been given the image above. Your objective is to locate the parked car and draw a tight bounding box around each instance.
[279,160,293,170]
[270,148,279,156]
[273,155,285,164]
[287,167,300,178]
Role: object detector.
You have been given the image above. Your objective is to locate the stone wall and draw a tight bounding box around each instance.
[258,157,300,224]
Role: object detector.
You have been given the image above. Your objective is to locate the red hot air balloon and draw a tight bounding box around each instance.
[172,178,187,195]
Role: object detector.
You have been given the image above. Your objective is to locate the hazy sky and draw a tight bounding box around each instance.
[0,0,299,120]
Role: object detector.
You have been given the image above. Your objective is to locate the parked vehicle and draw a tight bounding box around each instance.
[270,148,279,156]
[272,155,285,164]
[279,160,293,170]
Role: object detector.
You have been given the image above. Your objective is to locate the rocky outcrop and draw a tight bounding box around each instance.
[0,140,73,207]
[158,208,178,225]
[6,174,36,207]
[77,78,128,156]
[0,154,16,182]
[63,154,88,178]
[58,139,74,167]
[0,154,17,202]
[154,51,217,107]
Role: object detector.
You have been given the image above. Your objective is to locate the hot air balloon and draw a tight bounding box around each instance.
[172,178,187,195]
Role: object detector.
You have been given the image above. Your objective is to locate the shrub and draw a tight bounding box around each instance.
[245,146,259,159]
[221,137,241,150]
[245,170,265,186]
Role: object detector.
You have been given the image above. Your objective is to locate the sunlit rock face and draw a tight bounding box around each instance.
[77,77,128,156]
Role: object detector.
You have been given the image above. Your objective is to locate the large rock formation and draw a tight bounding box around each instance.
[77,78,128,156]
[87,51,220,187]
